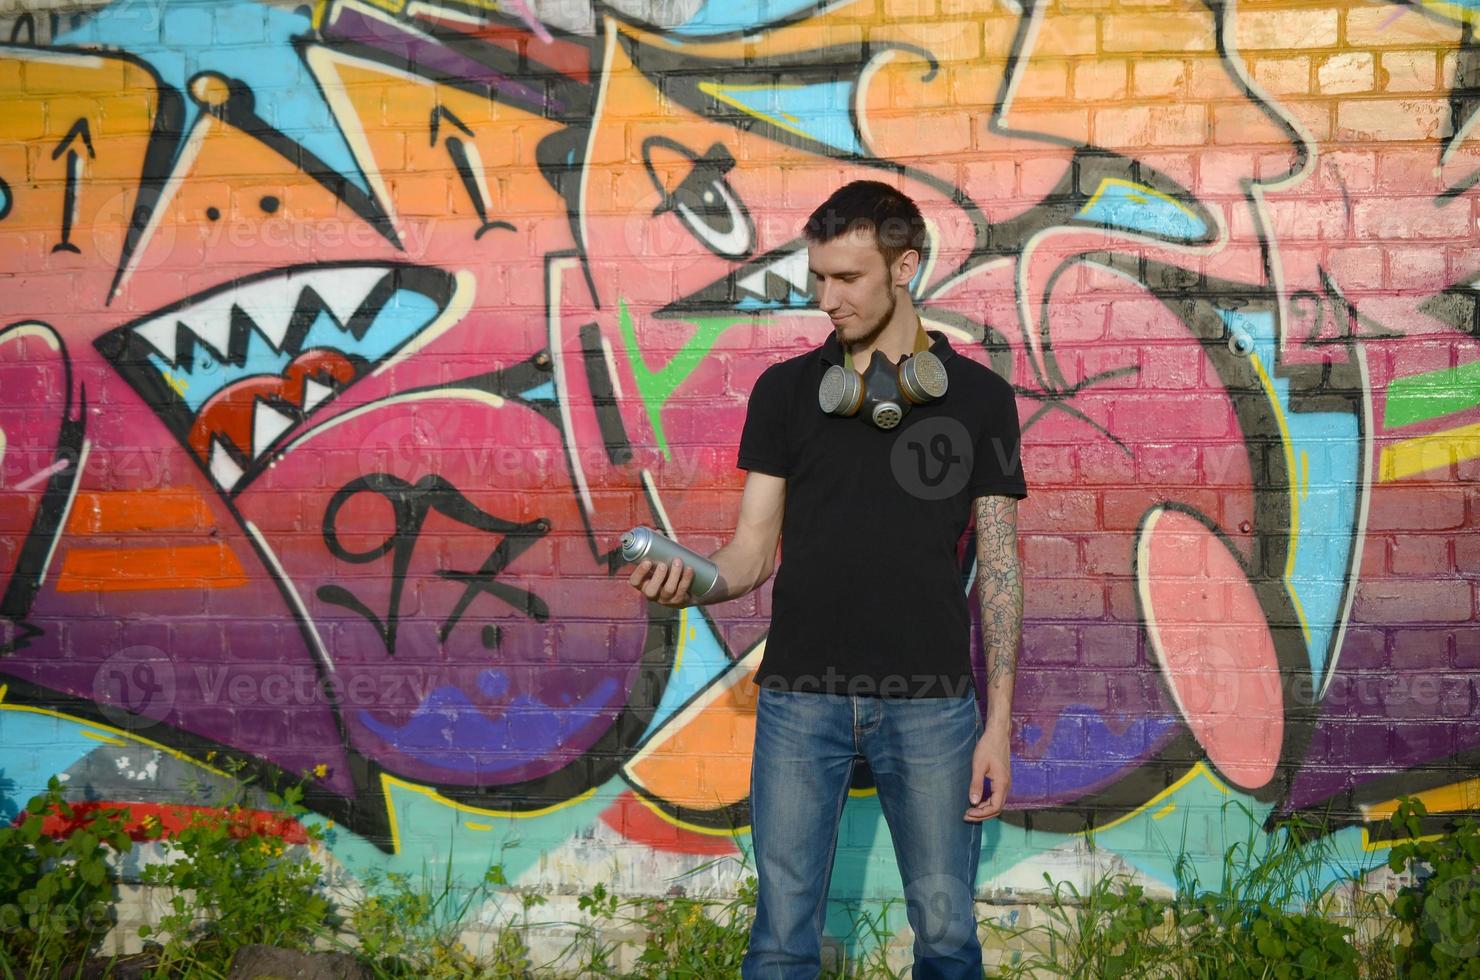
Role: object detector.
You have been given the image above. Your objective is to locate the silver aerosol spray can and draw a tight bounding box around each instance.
[620,526,720,598]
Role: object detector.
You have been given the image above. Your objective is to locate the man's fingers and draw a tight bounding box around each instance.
[660,565,680,603]
[678,563,695,600]
[628,560,652,589]
[967,765,987,806]
[630,558,695,607]
[643,561,669,600]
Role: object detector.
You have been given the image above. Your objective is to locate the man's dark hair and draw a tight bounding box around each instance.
[803,180,927,268]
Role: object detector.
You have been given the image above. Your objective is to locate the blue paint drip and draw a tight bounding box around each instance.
[358,675,621,775]
[709,80,862,156]
[57,0,369,195]
[1217,308,1360,684]
[144,289,439,413]
[634,609,733,746]
[1076,180,1206,241]
[673,0,826,35]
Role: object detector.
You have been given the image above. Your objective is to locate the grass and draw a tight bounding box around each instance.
[4,791,1473,978]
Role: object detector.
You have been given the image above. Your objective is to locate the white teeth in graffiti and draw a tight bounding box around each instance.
[301,377,335,414]
[208,438,246,491]
[128,266,393,366]
[736,248,810,302]
[251,399,299,460]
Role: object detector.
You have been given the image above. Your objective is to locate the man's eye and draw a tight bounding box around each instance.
[642,136,755,259]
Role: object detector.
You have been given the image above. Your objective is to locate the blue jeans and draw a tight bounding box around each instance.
[741,687,985,980]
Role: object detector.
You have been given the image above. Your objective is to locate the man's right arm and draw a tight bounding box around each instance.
[695,470,785,604]
[628,470,785,607]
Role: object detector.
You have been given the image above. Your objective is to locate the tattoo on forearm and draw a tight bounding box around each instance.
[974,496,1022,690]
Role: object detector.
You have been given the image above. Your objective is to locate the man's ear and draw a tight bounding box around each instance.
[892,248,920,288]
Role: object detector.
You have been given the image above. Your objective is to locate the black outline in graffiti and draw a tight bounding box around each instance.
[317,472,552,657]
[0,323,84,658]
[428,106,518,241]
[49,117,94,256]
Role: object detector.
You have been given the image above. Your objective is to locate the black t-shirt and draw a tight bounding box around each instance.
[737,329,1027,698]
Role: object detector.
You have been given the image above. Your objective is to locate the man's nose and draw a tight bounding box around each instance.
[817,281,840,312]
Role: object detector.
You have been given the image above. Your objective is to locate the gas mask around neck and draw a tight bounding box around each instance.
[817,325,949,430]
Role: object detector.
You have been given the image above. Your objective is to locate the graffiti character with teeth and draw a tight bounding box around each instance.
[0,3,651,833]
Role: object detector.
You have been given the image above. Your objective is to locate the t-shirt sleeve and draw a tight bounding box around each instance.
[966,373,1027,500]
[736,364,792,477]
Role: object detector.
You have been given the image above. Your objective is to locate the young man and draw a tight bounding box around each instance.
[628,180,1026,979]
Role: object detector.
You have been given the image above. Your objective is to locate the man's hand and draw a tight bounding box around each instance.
[964,727,1011,822]
[628,557,696,608]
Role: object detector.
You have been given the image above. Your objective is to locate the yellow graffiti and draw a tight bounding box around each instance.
[379,773,598,855]
[1379,421,1480,482]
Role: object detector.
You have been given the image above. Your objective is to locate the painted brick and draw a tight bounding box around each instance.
[1073,59,1127,102]
[1354,196,1471,241]
[1131,59,1187,98]
[1024,580,1106,620]
[1379,51,1439,93]
[1022,535,1081,576]
[1389,628,1451,673]
[1035,14,1098,57]
[1094,103,1209,148]
[1023,624,1079,665]
[1239,9,1338,50]
[1344,6,1461,48]
[1317,52,1375,94]
[1337,98,1448,143]
[1250,57,1311,96]
[1368,486,1468,531]
[1023,489,1100,531]
[1386,247,1448,293]
[1102,14,1216,53]
[1389,535,1454,575]
[1353,580,1473,624]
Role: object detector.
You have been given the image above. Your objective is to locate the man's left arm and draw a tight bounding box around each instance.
[964,494,1021,822]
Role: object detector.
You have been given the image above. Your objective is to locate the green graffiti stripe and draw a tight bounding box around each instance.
[1384,360,1480,429]
[617,299,751,460]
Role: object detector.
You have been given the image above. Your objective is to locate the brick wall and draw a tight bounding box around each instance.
[1,0,1476,957]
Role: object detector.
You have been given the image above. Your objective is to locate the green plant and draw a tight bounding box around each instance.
[1385,796,1480,979]
[629,872,758,978]
[0,777,138,978]
[823,895,910,980]
[349,858,549,978]
[987,800,1382,979]
[138,780,336,974]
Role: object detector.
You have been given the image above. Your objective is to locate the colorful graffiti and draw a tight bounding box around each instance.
[2,0,1477,954]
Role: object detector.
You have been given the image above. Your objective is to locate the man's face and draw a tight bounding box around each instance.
[807,231,910,352]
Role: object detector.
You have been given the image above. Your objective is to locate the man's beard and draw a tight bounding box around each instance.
[843,286,897,358]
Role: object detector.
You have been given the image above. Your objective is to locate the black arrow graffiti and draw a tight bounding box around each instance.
[50,118,95,255]
[428,106,514,241]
